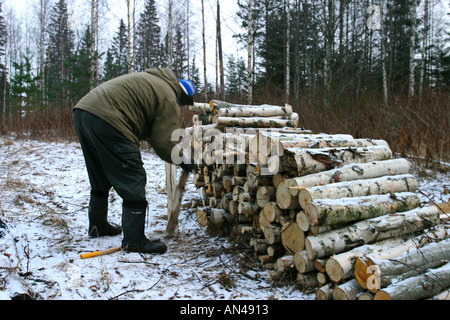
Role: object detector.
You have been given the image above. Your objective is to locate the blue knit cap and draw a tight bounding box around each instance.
[178,79,196,97]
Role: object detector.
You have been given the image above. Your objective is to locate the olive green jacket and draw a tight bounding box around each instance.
[74,68,181,164]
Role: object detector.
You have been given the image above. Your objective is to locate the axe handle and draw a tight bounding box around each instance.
[80,246,121,259]
[166,170,189,235]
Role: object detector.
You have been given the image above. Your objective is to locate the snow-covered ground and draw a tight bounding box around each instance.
[0,136,448,301]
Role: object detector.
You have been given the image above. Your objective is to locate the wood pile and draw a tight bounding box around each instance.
[191,100,300,129]
[186,101,450,300]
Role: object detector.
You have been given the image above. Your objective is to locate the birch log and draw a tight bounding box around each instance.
[280,221,305,254]
[189,102,211,113]
[209,208,233,226]
[374,262,450,300]
[265,138,388,164]
[298,174,418,209]
[305,205,440,260]
[214,116,297,129]
[282,146,393,177]
[294,250,316,273]
[263,224,281,245]
[261,202,283,224]
[316,283,334,300]
[325,225,448,283]
[289,158,411,197]
[254,132,355,164]
[256,186,276,208]
[332,279,364,300]
[305,192,421,227]
[210,100,290,114]
[217,104,293,117]
[354,238,450,293]
[196,207,210,227]
[276,179,300,210]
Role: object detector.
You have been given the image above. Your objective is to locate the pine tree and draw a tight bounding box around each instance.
[135,0,162,71]
[45,0,75,108]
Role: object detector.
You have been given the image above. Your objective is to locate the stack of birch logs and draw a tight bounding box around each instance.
[188,101,450,300]
[191,100,300,129]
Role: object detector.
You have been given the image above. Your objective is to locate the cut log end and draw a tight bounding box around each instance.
[299,189,312,209]
[281,222,305,253]
[296,211,310,232]
[304,202,319,227]
[373,291,392,300]
[353,256,377,292]
[325,258,345,283]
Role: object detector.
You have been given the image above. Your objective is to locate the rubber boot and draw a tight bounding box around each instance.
[121,202,167,254]
[88,191,122,238]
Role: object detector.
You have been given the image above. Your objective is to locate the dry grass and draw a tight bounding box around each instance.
[1,88,448,170]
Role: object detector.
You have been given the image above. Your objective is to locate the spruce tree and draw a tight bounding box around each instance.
[71,26,100,102]
[103,19,129,81]
[135,0,162,71]
[45,0,75,108]
[10,56,41,115]
[171,23,188,78]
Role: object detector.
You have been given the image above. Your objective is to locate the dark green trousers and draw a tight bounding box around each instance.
[73,109,147,206]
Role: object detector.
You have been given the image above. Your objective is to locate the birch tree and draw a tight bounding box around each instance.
[167,0,173,69]
[285,0,290,104]
[408,0,417,99]
[217,1,224,100]
[90,0,99,87]
[419,0,429,102]
[201,0,207,101]
[0,2,6,117]
[247,0,253,104]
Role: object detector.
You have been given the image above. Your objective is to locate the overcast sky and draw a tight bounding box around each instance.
[2,0,245,83]
[2,0,449,83]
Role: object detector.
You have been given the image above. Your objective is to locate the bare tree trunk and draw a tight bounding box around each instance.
[408,0,417,100]
[91,0,99,88]
[285,0,291,105]
[419,0,429,103]
[39,0,49,106]
[132,0,136,72]
[247,0,253,104]
[127,0,132,73]
[167,0,173,69]
[187,0,190,78]
[380,4,388,108]
[201,0,207,101]
[217,1,224,100]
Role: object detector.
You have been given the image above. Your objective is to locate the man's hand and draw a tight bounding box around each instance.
[179,159,195,173]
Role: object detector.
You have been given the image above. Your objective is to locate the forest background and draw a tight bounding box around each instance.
[0,0,448,170]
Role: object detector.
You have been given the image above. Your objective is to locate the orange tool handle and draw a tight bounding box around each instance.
[80,246,121,259]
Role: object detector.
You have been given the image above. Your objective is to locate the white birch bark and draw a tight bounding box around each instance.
[283,145,393,177]
[332,279,364,300]
[247,0,253,104]
[355,238,450,292]
[305,192,421,227]
[290,158,411,196]
[305,205,440,259]
[298,174,418,209]
[325,225,447,283]
[374,262,450,300]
